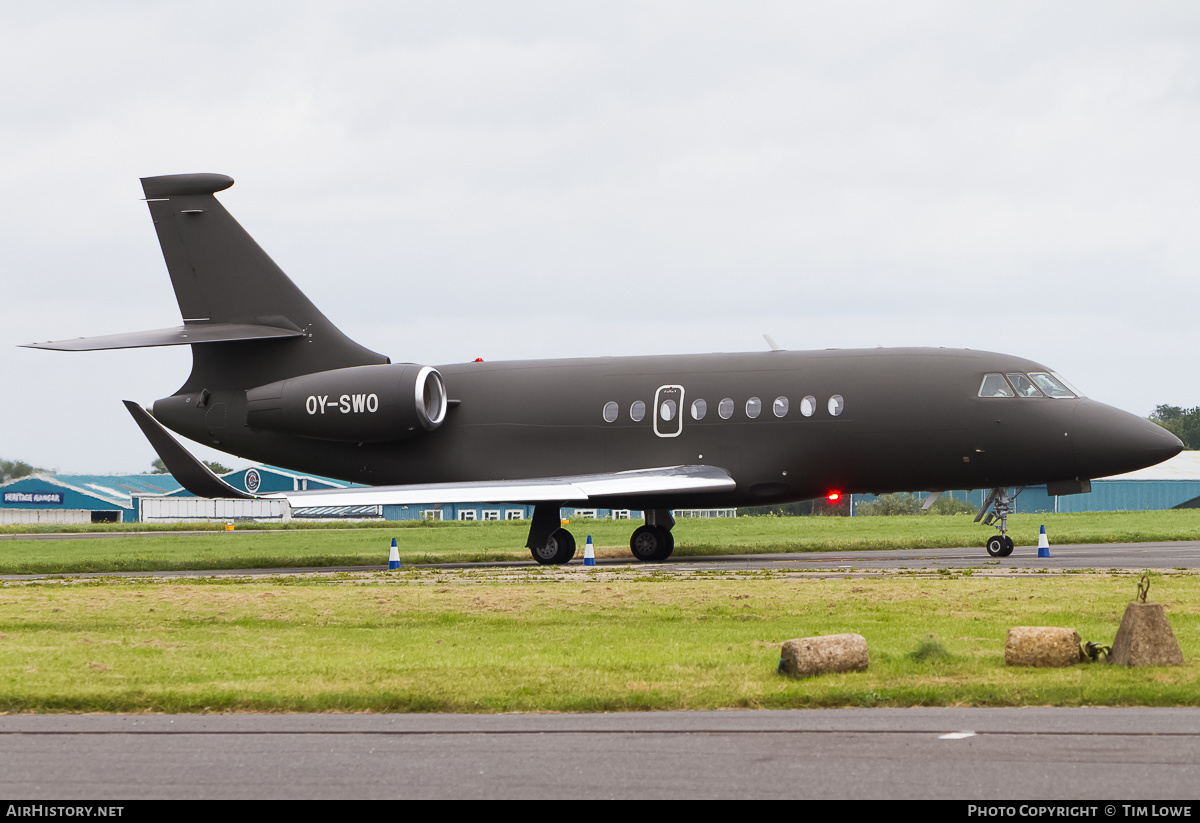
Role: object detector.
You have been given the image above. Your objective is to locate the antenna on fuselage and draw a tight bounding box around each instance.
[763,334,783,352]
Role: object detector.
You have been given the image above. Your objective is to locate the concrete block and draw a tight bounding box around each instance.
[1110,602,1183,667]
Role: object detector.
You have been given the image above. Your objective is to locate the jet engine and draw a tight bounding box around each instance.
[245,363,448,442]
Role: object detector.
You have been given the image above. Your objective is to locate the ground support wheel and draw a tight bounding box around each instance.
[531,528,576,565]
[986,535,1007,558]
[630,525,673,562]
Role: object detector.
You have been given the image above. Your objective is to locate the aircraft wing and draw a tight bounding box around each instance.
[122,398,735,506]
[265,465,736,508]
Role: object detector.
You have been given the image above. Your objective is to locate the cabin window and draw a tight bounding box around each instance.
[603,401,619,422]
[828,395,844,416]
[718,398,734,419]
[746,397,762,419]
[660,399,677,422]
[979,373,1015,397]
[630,400,646,422]
[800,395,816,417]
[1027,372,1076,398]
[1006,373,1043,397]
[773,396,789,418]
[691,399,707,420]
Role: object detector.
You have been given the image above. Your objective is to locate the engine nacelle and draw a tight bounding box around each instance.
[245,363,448,442]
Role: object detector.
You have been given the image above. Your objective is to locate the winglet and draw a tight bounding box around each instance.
[122,400,254,499]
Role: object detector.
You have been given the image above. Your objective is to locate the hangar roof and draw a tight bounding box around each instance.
[65,474,183,497]
[166,464,361,497]
[1101,451,1200,481]
[0,473,181,509]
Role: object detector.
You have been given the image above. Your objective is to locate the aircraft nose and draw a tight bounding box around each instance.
[1070,400,1183,479]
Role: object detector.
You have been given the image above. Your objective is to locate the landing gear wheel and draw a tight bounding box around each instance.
[630,525,674,562]
[986,535,1014,558]
[531,528,576,565]
[659,527,674,561]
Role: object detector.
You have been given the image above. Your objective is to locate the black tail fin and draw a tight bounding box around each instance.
[140,173,388,391]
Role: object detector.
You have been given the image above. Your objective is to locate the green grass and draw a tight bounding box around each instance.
[1,510,1199,575]
[0,569,1194,713]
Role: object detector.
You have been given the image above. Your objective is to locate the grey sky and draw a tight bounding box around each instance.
[4,1,1198,473]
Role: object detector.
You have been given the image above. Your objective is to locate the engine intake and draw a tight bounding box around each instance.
[245,363,448,442]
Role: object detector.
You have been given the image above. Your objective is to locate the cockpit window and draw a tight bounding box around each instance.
[1006,373,1044,398]
[1051,372,1085,398]
[1027,372,1076,399]
[979,373,1014,397]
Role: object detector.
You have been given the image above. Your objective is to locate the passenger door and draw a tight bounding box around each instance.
[653,385,684,438]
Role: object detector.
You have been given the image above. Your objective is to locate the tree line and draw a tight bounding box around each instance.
[1,459,50,483]
[2,458,231,483]
[1149,405,1200,450]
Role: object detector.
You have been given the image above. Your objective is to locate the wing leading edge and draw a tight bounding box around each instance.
[22,323,304,352]
[266,465,736,508]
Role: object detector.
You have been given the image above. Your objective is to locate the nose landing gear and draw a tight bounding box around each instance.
[985,534,1015,558]
[977,487,1022,557]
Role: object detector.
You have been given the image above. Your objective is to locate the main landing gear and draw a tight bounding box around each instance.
[630,510,675,562]
[526,505,676,565]
[526,504,577,565]
[976,487,1023,558]
[531,527,576,565]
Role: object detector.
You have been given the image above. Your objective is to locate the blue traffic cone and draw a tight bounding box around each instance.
[584,535,595,566]
[1037,525,1051,558]
[388,537,401,569]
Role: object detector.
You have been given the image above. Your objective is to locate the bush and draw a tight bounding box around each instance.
[856,493,923,516]
[909,637,954,663]
[925,496,980,516]
[855,493,978,517]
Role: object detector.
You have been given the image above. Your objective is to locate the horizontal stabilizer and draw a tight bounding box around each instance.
[269,465,736,508]
[141,173,234,198]
[22,323,305,352]
[122,400,254,499]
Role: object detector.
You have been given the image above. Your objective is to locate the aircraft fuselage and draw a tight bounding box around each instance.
[152,345,1177,510]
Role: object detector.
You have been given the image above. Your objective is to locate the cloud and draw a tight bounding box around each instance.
[4,1,1199,470]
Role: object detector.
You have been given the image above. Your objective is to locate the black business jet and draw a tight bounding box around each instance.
[22,174,1183,563]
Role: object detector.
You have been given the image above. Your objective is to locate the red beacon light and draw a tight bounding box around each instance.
[827,492,841,501]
